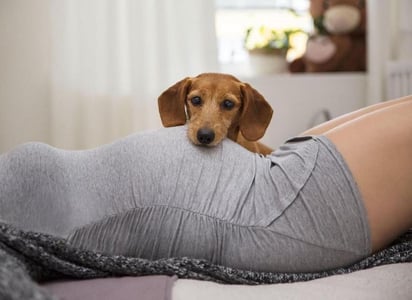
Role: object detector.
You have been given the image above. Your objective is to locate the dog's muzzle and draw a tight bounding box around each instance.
[197,128,215,145]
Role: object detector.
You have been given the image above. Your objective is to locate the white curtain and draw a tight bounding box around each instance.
[50,0,218,149]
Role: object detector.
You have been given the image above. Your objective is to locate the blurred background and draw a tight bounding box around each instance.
[1,0,411,153]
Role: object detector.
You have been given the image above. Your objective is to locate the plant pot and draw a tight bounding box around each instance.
[248,49,288,75]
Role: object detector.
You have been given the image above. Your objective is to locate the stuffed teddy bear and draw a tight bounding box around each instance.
[289,0,367,73]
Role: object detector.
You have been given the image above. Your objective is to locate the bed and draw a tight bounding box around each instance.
[44,263,412,300]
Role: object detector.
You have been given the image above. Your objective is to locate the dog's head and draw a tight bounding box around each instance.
[158,73,273,147]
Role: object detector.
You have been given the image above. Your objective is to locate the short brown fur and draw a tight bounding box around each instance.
[158,73,273,155]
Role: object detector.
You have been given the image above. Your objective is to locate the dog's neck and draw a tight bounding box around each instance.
[227,125,240,142]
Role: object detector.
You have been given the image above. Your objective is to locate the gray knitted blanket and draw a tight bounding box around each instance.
[0,223,411,300]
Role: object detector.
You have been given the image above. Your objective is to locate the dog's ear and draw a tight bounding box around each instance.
[158,77,191,127]
[239,83,273,141]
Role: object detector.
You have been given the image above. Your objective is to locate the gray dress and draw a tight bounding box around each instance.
[0,126,370,273]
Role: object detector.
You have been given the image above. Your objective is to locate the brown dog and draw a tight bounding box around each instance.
[158,73,273,155]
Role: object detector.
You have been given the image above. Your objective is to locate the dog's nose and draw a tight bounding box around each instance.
[197,128,215,145]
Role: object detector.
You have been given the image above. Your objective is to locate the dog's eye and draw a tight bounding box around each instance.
[222,99,235,110]
[191,96,202,106]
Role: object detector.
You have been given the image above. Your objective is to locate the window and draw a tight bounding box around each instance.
[215,0,313,76]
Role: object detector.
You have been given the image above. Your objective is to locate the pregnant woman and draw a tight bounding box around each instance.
[0,95,411,273]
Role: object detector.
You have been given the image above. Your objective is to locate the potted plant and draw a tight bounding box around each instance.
[245,26,301,74]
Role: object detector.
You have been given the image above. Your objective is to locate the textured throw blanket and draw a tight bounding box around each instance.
[0,223,411,300]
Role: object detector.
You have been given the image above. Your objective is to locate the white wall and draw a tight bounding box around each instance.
[0,0,51,153]
[249,73,366,148]
[367,0,412,104]
[0,0,410,153]
[395,0,412,60]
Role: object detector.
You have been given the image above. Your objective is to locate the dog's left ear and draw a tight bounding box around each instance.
[158,77,191,127]
[239,83,273,141]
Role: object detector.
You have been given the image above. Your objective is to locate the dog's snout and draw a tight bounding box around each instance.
[197,128,215,145]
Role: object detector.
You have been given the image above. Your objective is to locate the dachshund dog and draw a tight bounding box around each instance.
[158,73,273,155]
